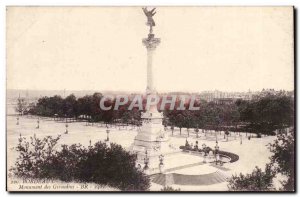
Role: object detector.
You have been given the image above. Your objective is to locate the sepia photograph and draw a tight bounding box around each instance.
[6,6,295,192]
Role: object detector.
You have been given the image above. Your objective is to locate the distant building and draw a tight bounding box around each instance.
[198,90,255,103]
[213,98,235,105]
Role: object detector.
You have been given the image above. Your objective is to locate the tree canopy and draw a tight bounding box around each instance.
[28,93,294,136]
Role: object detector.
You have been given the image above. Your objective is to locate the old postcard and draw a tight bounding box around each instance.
[6,6,295,192]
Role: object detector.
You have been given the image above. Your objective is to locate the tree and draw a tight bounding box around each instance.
[182,111,194,137]
[270,130,295,191]
[15,97,28,115]
[228,164,275,191]
[239,95,294,136]
[176,114,184,136]
[77,95,93,117]
[102,98,116,125]
[63,94,77,118]
[228,128,295,191]
[171,125,174,136]
[11,135,150,191]
[34,95,64,117]
[91,92,103,121]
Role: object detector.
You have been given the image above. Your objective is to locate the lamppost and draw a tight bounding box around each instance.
[159,154,164,164]
[36,117,40,129]
[105,127,111,148]
[144,150,149,171]
[16,116,19,125]
[159,154,164,173]
[202,143,207,163]
[195,126,199,138]
[65,115,68,134]
[240,134,242,145]
[106,126,110,142]
[215,141,220,165]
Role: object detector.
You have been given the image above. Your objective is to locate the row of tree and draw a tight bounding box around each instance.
[165,94,294,136]
[19,93,294,135]
[22,93,141,125]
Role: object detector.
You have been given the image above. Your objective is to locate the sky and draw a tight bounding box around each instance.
[6,7,294,92]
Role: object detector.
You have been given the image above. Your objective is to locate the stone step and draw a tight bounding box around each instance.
[152,174,166,185]
[164,162,204,173]
[151,170,228,186]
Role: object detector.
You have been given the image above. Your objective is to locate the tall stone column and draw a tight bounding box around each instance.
[131,34,170,174]
[143,34,160,95]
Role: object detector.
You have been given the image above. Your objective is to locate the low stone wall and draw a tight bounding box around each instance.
[179,147,239,163]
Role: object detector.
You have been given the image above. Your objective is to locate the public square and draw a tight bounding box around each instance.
[7,115,276,191]
[6,7,294,192]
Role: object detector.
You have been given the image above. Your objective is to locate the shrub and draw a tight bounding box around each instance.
[11,134,61,178]
[10,135,150,191]
[228,164,275,191]
[270,132,295,191]
[180,144,213,154]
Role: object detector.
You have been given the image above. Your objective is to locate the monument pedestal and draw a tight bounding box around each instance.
[131,109,175,174]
